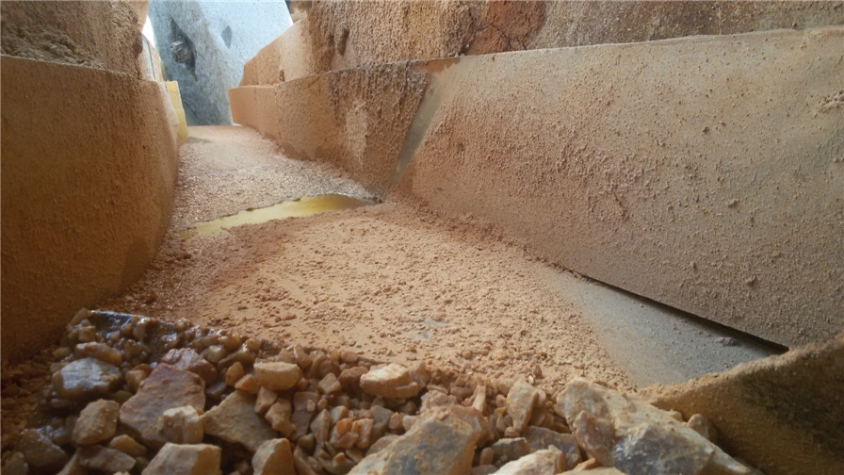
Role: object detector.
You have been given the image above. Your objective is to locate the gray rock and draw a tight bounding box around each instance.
[79,445,136,473]
[161,348,218,384]
[558,378,750,475]
[119,364,206,447]
[492,446,566,474]
[142,443,222,475]
[52,357,123,401]
[348,408,476,475]
[18,428,69,472]
[507,380,540,434]
[491,437,531,466]
[612,423,715,475]
[72,399,120,445]
[252,438,295,475]
[148,0,292,125]
[522,426,581,469]
[202,389,277,452]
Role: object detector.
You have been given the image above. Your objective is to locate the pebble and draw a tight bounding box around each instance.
[2,452,29,475]
[141,443,222,475]
[254,361,302,390]
[119,364,205,447]
[161,348,218,384]
[522,426,581,469]
[52,357,123,401]
[492,446,565,474]
[108,434,148,457]
[359,363,420,399]
[158,406,204,444]
[491,437,532,466]
[252,438,294,475]
[18,428,69,472]
[202,390,277,452]
[254,386,279,414]
[265,398,295,436]
[506,380,541,434]
[79,445,136,473]
[225,361,245,386]
[72,399,119,445]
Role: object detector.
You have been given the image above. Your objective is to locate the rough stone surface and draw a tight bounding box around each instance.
[252,438,294,475]
[18,428,69,472]
[52,357,123,401]
[108,434,148,458]
[359,363,420,399]
[253,361,302,391]
[491,437,532,466]
[72,399,120,445]
[161,348,218,384]
[119,364,205,447]
[560,378,749,475]
[522,426,580,470]
[492,446,566,475]
[348,408,476,475]
[142,443,222,475]
[79,445,136,473]
[148,0,291,124]
[507,381,540,433]
[158,406,204,444]
[202,389,277,452]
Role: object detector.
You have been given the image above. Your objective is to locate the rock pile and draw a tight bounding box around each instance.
[3,310,760,475]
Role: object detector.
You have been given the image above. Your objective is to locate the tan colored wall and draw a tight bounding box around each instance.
[1,0,179,363]
[392,27,844,347]
[231,62,428,194]
[647,332,844,475]
[241,0,844,85]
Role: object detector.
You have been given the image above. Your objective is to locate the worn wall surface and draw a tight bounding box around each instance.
[231,62,428,194]
[241,0,844,85]
[392,27,844,347]
[1,1,180,363]
[648,332,844,475]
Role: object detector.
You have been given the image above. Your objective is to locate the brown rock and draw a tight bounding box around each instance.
[359,363,420,399]
[310,409,331,448]
[158,406,204,444]
[254,361,302,391]
[141,443,222,475]
[108,434,148,457]
[255,386,278,414]
[161,348,217,384]
[18,428,69,472]
[687,414,717,443]
[79,445,136,473]
[448,405,493,446]
[252,438,295,475]
[2,452,29,475]
[265,398,294,436]
[119,364,205,447]
[317,372,342,394]
[55,452,85,475]
[202,390,277,452]
[492,446,566,474]
[522,426,581,470]
[507,380,540,434]
[339,366,368,391]
[348,408,476,475]
[72,399,119,445]
[559,378,749,475]
[225,361,245,386]
[366,434,399,456]
[491,437,531,466]
[235,374,261,394]
[74,342,122,366]
[612,423,714,475]
[52,357,123,401]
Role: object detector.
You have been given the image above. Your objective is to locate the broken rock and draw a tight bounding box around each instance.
[158,406,204,444]
[72,399,120,445]
[202,389,277,452]
[522,426,581,470]
[79,446,136,473]
[507,380,541,434]
[492,446,566,474]
[348,408,476,475]
[252,438,295,475]
[18,428,69,472]
[52,357,123,401]
[142,443,222,475]
[359,363,420,399]
[254,361,302,391]
[119,364,205,447]
[161,348,218,384]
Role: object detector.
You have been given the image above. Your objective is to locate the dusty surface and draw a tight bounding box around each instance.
[170,126,374,230]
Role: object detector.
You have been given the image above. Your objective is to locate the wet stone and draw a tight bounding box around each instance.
[161,348,218,384]
[252,438,294,475]
[119,363,205,447]
[18,428,69,472]
[348,408,476,475]
[492,446,565,474]
[142,443,222,475]
[202,390,277,452]
[254,361,302,391]
[491,437,531,466]
[158,406,204,444]
[72,399,120,445]
[359,363,420,399]
[507,380,540,434]
[522,426,581,469]
[79,445,136,473]
[52,357,123,401]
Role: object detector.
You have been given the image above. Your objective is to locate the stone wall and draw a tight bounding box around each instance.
[1,1,180,362]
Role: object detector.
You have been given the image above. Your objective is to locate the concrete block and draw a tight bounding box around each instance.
[391,27,843,347]
[148,0,292,124]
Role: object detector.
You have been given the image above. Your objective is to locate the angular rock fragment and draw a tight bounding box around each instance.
[492,446,566,474]
[108,434,148,457]
[255,386,278,414]
[74,342,122,366]
[558,378,750,475]
[612,423,714,475]
[522,426,580,469]
[119,364,205,447]
[348,408,476,475]
[448,405,493,446]
[254,361,302,391]
[18,428,69,472]
[142,443,221,475]
[491,437,531,466]
[202,390,277,452]
[2,452,29,475]
[317,372,342,394]
[79,445,136,473]
[72,399,120,445]
[161,348,218,384]
[687,414,717,443]
[507,380,540,434]
[52,357,123,401]
[158,406,204,444]
[252,438,295,475]
[265,398,294,436]
[339,366,368,391]
[359,363,420,399]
